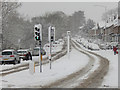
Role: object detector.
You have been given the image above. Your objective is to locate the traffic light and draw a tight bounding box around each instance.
[48,26,55,42]
[67,31,71,36]
[34,24,42,41]
[51,27,55,42]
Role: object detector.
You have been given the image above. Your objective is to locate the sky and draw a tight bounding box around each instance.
[17,2,118,23]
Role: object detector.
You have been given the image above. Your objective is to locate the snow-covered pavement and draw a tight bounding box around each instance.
[93,50,118,88]
[0,55,47,72]
[75,38,118,88]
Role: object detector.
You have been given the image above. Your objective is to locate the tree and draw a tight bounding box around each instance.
[86,19,95,30]
[102,8,118,22]
[31,11,68,46]
[68,11,86,34]
[1,1,21,49]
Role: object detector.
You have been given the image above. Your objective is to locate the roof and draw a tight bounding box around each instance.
[2,49,15,52]
[17,49,29,51]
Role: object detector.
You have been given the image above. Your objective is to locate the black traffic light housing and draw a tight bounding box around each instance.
[34,24,42,41]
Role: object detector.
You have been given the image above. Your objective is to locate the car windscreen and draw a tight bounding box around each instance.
[2,51,12,55]
[34,48,44,51]
[17,51,27,54]
[34,48,39,50]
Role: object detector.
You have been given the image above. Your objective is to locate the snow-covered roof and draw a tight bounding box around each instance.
[96,18,120,29]
[92,24,98,30]
[79,26,84,29]
[17,49,29,51]
[2,49,15,52]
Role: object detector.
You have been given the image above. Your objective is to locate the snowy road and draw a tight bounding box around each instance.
[41,40,109,88]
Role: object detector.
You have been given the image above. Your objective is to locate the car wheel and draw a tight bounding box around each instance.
[18,59,21,64]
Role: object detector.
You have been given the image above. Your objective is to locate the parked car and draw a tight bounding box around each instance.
[17,49,32,60]
[99,44,107,50]
[0,49,20,65]
[32,47,46,56]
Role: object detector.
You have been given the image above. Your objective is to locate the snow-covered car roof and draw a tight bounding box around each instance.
[17,49,29,51]
[2,49,15,52]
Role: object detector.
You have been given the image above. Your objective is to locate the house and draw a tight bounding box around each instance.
[88,16,120,43]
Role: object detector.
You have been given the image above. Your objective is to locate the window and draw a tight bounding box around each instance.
[2,52,12,55]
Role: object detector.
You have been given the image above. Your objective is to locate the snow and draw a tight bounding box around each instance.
[1,37,118,88]
[2,48,89,88]
[93,50,118,88]
[76,37,100,50]
[93,17,119,29]
[68,40,100,88]
[43,40,64,54]
[74,37,118,88]
[0,55,47,71]
[106,22,114,28]
[99,21,106,28]
[0,41,64,71]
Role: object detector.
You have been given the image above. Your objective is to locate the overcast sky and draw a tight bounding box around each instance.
[17,2,118,23]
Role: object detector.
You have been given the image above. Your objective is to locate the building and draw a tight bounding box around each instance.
[89,16,120,43]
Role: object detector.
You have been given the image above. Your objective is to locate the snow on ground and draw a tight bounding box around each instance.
[0,41,64,71]
[75,37,100,50]
[93,50,118,88]
[74,38,118,88]
[0,55,47,71]
[43,40,64,54]
[68,41,100,88]
[83,46,118,88]
[2,48,89,88]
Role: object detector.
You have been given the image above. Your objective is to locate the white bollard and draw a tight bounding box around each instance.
[29,61,35,74]
[67,31,70,59]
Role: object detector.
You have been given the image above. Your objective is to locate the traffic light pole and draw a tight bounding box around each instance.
[49,40,52,69]
[39,41,42,72]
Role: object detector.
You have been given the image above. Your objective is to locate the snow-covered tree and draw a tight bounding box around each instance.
[1,1,21,49]
[68,11,86,34]
[102,8,118,22]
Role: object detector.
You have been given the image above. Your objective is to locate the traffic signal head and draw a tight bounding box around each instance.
[67,31,71,36]
[48,26,55,42]
[34,24,42,41]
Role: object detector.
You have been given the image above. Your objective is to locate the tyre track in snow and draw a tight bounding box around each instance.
[73,40,109,88]
[0,42,67,77]
[41,39,109,88]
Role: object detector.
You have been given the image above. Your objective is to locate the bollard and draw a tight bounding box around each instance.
[29,61,35,74]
